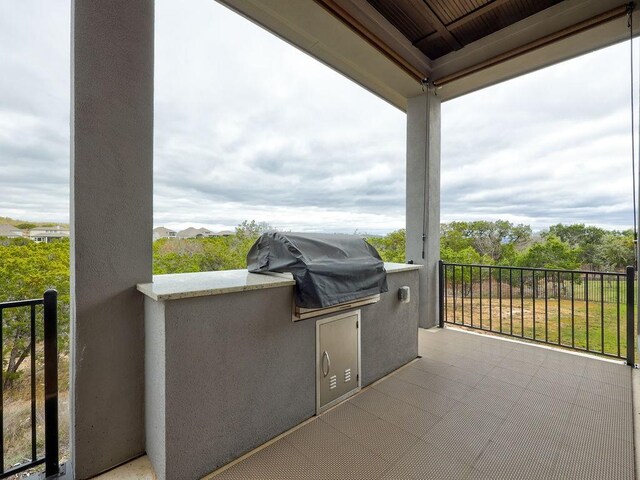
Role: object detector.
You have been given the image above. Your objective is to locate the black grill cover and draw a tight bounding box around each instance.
[247,232,388,309]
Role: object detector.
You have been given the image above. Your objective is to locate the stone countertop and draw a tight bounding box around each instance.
[384,262,422,273]
[138,262,421,301]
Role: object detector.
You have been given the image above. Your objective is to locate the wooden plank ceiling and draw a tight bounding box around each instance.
[366,0,564,60]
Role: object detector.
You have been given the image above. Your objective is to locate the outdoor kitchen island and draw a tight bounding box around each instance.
[138,262,420,480]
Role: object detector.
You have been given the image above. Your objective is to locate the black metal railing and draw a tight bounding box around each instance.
[0,290,59,479]
[439,262,635,364]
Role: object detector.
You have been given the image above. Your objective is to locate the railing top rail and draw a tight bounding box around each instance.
[0,298,44,309]
[440,261,629,277]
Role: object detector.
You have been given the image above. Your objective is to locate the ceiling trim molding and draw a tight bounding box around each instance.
[315,0,427,81]
[433,3,628,86]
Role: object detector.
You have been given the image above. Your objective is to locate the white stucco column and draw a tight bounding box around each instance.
[71,1,154,478]
[406,91,441,329]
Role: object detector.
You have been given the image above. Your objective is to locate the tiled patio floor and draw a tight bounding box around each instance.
[209,327,634,480]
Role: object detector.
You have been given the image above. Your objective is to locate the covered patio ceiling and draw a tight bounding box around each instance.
[218,0,634,107]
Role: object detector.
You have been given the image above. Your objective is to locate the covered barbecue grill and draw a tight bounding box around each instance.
[247,232,388,314]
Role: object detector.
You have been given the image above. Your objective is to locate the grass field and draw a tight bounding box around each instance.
[4,352,69,476]
[444,296,634,360]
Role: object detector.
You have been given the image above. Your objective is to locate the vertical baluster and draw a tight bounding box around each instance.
[438,261,445,328]
[509,269,513,335]
[445,265,448,323]
[533,270,536,340]
[557,271,561,345]
[544,270,548,343]
[30,304,37,461]
[462,265,465,325]
[617,273,621,358]
[586,274,590,351]
[571,272,575,348]
[499,268,503,333]
[601,273,605,354]
[44,290,59,477]
[469,265,473,327]
[520,269,524,338]
[479,267,483,330]
[489,267,493,332]
[453,266,457,325]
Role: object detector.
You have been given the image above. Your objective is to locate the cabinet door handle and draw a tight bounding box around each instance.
[322,351,331,377]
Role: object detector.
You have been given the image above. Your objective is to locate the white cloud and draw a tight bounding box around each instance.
[0,0,638,234]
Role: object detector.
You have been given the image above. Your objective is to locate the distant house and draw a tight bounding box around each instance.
[0,224,24,238]
[29,225,70,243]
[153,226,177,241]
[177,227,217,239]
[152,226,234,240]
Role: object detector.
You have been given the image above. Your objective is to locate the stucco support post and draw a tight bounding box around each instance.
[406,91,441,329]
[71,1,154,477]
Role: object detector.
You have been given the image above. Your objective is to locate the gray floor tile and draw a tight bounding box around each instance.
[541,355,587,375]
[411,357,451,376]
[499,357,541,376]
[213,439,322,480]
[211,328,635,480]
[438,364,485,386]
[450,356,495,375]
[578,376,632,403]
[475,375,526,401]
[373,376,460,417]
[569,403,633,442]
[491,412,567,450]
[534,365,582,388]
[582,362,630,387]
[504,345,548,365]
[465,349,508,366]
[474,440,559,480]
[421,404,504,463]
[380,440,474,480]
[513,390,573,421]
[474,340,514,356]
[395,366,439,389]
[305,439,389,480]
[458,387,517,419]
[398,367,473,400]
[465,468,498,480]
[320,402,420,462]
[283,418,351,458]
[349,387,440,437]
[553,422,634,480]
[575,390,632,417]
[525,376,578,404]
[487,365,533,388]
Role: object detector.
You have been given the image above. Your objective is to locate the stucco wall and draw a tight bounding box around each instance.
[406,91,441,329]
[71,1,154,477]
[144,269,419,480]
[361,269,419,386]
[145,300,166,480]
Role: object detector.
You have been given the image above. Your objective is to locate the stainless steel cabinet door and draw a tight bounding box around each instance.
[316,310,361,413]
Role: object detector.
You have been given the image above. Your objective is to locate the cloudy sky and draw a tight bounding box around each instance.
[1,1,638,234]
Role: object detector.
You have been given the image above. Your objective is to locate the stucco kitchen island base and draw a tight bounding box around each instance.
[138,263,420,480]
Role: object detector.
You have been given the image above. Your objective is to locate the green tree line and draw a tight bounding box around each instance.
[368,221,636,272]
[0,219,635,387]
[0,237,70,388]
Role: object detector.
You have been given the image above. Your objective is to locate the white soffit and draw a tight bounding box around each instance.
[216,0,633,108]
[216,0,424,110]
[433,0,631,100]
